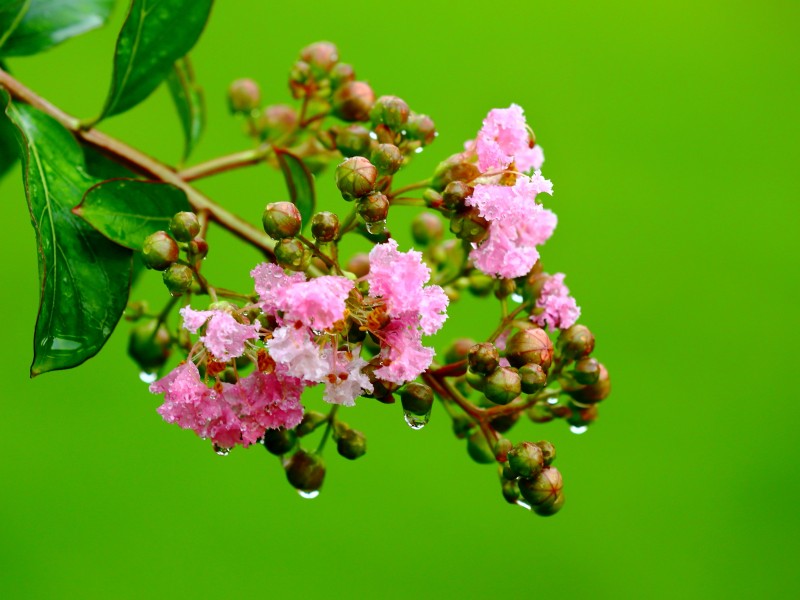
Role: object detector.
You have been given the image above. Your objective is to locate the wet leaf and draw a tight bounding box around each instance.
[275,148,315,229]
[167,56,205,162]
[0,0,31,52]
[0,107,20,178]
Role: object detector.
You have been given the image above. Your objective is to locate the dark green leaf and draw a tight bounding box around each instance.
[275,148,316,229]
[3,95,132,376]
[75,179,190,250]
[96,0,213,121]
[82,144,138,180]
[0,107,20,178]
[167,56,205,162]
[0,0,31,52]
[1,0,114,57]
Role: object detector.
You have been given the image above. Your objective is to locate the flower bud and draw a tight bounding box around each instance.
[573,357,600,385]
[468,342,499,375]
[405,113,436,145]
[310,211,339,242]
[451,414,472,439]
[369,95,410,130]
[506,328,553,370]
[432,156,481,190]
[128,320,171,372]
[169,211,200,242]
[468,272,494,297]
[488,411,519,434]
[275,238,309,271]
[370,143,403,175]
[536,440,556,466]
[227,78,260,113]
[450,207,489,243]
[262,201,302,239]
[518,466,563,506]
[495,278,516,300]
[533,491,565,517]
[411,212,443,246]
[484,366,521,405]
[467,431,495,464]
[442,181,474,211]
[507,442,544,479]
[330,62,355,88]
[519,363,547,394]
[527,402,554,423]
[335,124,371,157]
[444,338,476,365]
[568,402,599,428]
[494,437,513,462]
[296,411,328,436]
[557,324,595,359]
[257,104,298,141]
[335,156,377,200]
[285,450,326,492]
[346,252,370,278]
[299,41,339,76]
[502,479,520,504]
[337,428,366,460]
[262,428,297,455]
[422,188,443,207]
[162,263,194,297]
[465,369,486,392]
[570,363,611,404]
[288,61,312,98]
[400,382,434,416]
[142,231,179,271]
[188,237,208,260]
[357,192,389,223]
[332,81,375,122]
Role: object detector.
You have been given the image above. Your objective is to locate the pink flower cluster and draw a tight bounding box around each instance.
[531,273,580,331]
[475,103,544,173]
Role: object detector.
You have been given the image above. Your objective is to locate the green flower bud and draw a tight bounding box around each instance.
[262,428,297,455]
[557,324,595,359]
[369,95,410,130]
[335,156,377,200]
[142,231,179,271]
[422,188,443,207]
[464,369,485,392]
[370,143,403,175]
[527,402,554,423]
[285,450,326,492]
[442,181,474,210]
[188,237,208,260]
[536,440,557,466]
[337,428,366,460]
[466,431,496,464]
[128,320,171,372]
[257,104,298,141]
[533,491,565,516]
[450,207,489,243]
[495,278,517,300]
[330,62,355,88]
[506,328,554,370]
[502,479,520,504]
[519,363,547,394]
[296,411,328,436]
[484,367,522,405]
[507,441,544,479]
[299,41,339,76]
[431,155,481,190]
[310,211,339,242]
[332,81,375,122]
[162,263,194,297]
[467,272,495,297]
[169,211,200,242]
[357,192,389,223]
[411,212,443,246]
[518,466,563,506]
[227,78,261,113]
[288,61,312,98]
[444,337,476,365]
[345,252,371,278]
[468,343,500,375]
[489,410,520,434]
[262,201,302,239]
[405,113,436,145]
[573,357,600,385]
[335,125,371,157]
[452,414,472,439]
[275,238,309,271]
[494,437,513,462]
[400,382,434,416]
[570,363,611,404]
[567,402,599,428]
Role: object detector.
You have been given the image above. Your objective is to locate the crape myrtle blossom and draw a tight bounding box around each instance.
[531,273,580,331]
[180,306,260,361]
[475,104,544,173]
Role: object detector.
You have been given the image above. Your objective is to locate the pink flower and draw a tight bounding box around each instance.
[251,262,305,316]
[374,316,436,385]
[277,275,353,330]
[180,306,260,362]
[531,273,580,331]
[267,325,328,382]
[321,346,373,407]
[476,104,544,173]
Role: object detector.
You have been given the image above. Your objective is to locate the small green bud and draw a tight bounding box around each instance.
[484,367,522,405]
[285,450,326,492]
[162,263,194,297]
[310,211,340,242]
[527,402,555,423]
[345,252,371,278]
[142,231,179,271]
[507,441,544,479]
[288,61,312,97]
[519,363,547,394]
[465,369,486,392]
[567,402,599,427]
[369,95,410,130]
[557,324,595,359]
[169,211,200,242]
[442,181,474,210]
[227,78,260,113]
[506,328,554,370]
[299,41,339,76]
[502,479,520,504]
[518,466,563,507]
[257,104,298,141]
[570,363,611,404]
[370,143,403,175]
[400,382,434,416]
[275,238,309,271]
[188,237,208,260]
[262,201,302,239]
[533,491,565,516]
[405,113,436,145]
[495,278,517,300]
[431,155,481,190]
[261,428,297,455]
[335,156,377,200]
[494,438,513,462]
[452,414,473,439]
[357,192,389,223]
[296,411,328,436]
[337,428,366,460]
[422,188,443,206]
[335,124,371,157]
[536,440,557,466]
[330,62,355,88]
[411,212,443,246]
[573,357,601,385]
[450,207,489,243]
[468,343,499,375]
[332,81,375,122]
[468,272,495,297]
[466,431,496,464]
[444,337,476,365]
[128,320,171,372]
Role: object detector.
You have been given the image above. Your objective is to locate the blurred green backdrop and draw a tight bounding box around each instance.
[1,1,799,598]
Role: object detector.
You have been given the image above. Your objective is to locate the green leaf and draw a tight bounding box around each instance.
[0,0,114,58]
[82,144,138,180]
[95,0,213,121]
[275,149,316,229]
[166,57,205,162]
[0,108,20,178]
[74,179,190,250]
[0,0,31,52]
[3,95,132,376]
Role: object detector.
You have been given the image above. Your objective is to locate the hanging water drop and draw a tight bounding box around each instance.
[547,397,559,405]
[570,425,588,435]
[516,499,532,511]
[139,371,157,384]
[403,408,431,430]
[298,490,320,499]
[213,444,231,456]
[365,220,387,235]
[510,293,524,303]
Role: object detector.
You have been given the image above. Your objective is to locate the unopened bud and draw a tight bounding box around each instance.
[332,81,375,122]
[494,438,513,462]
[489,411,519,434]
[162,263,194,296]
[142,231,179,271]
[495,278,516,300]
[330,62,355,88]
[369,95,410,130]
[285,450,325,492]
[300,41,339,76]
[518,466,563,507]
[468,272,495,297]
[257,104,298,141]
[128,320,171,372]
[533,491,565,517]
[502,479,520,504]
[335,125,371,157]
[422,188,443,207]
[536,440,556,466]
[442,181,474,210]
[405,113,436,145]
[370,143,403,175]
[296,411,328,436]
[527,402,554,423]
[310,211,339,242]
[432,155,480,190]
[169,211,200,242]
[450,207,489,243]
[465,369,486,392]
[345,252,370,278]
[568,402,599,428]
[188,237,208,260]
[507,442,544,479]
[519,362,547,394]
[444,338,477,365]
[411,212,443,246]
[557,324,595,359]
[400,382,434,416]
[452,414,472,439]
[262,428,297,455]
[227,78,260,113]
[468,342,499,375]
[288,61,312,97]
[484,366,521,405]
[262,201,302,239]
[335,156,377,200]
[570,363,611,404]
[573,357,600,385]
[275,238,309,271]
[357,192,389,223]
[506,328,554,370]
[337,428,366,460]
[467,431,496,464]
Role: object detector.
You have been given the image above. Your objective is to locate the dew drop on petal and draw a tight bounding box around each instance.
[298,490,320,499]
[403,409,430,430]
[570,425,588,435]
[365,220,387,235]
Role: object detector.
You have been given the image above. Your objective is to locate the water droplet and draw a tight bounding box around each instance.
[516,500,532,511]
[368,131,378,140]
[298,490,320,499]
[403,409,430,430]
[414,147,424,154]
[546,397,558,405]
[139,371,157,384]
[570,425,588,435]
[213,444,231,456]
[510,293,524,303]
[365,220,387,235]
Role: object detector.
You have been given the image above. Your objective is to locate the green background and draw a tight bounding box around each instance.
[1,1,798,598]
